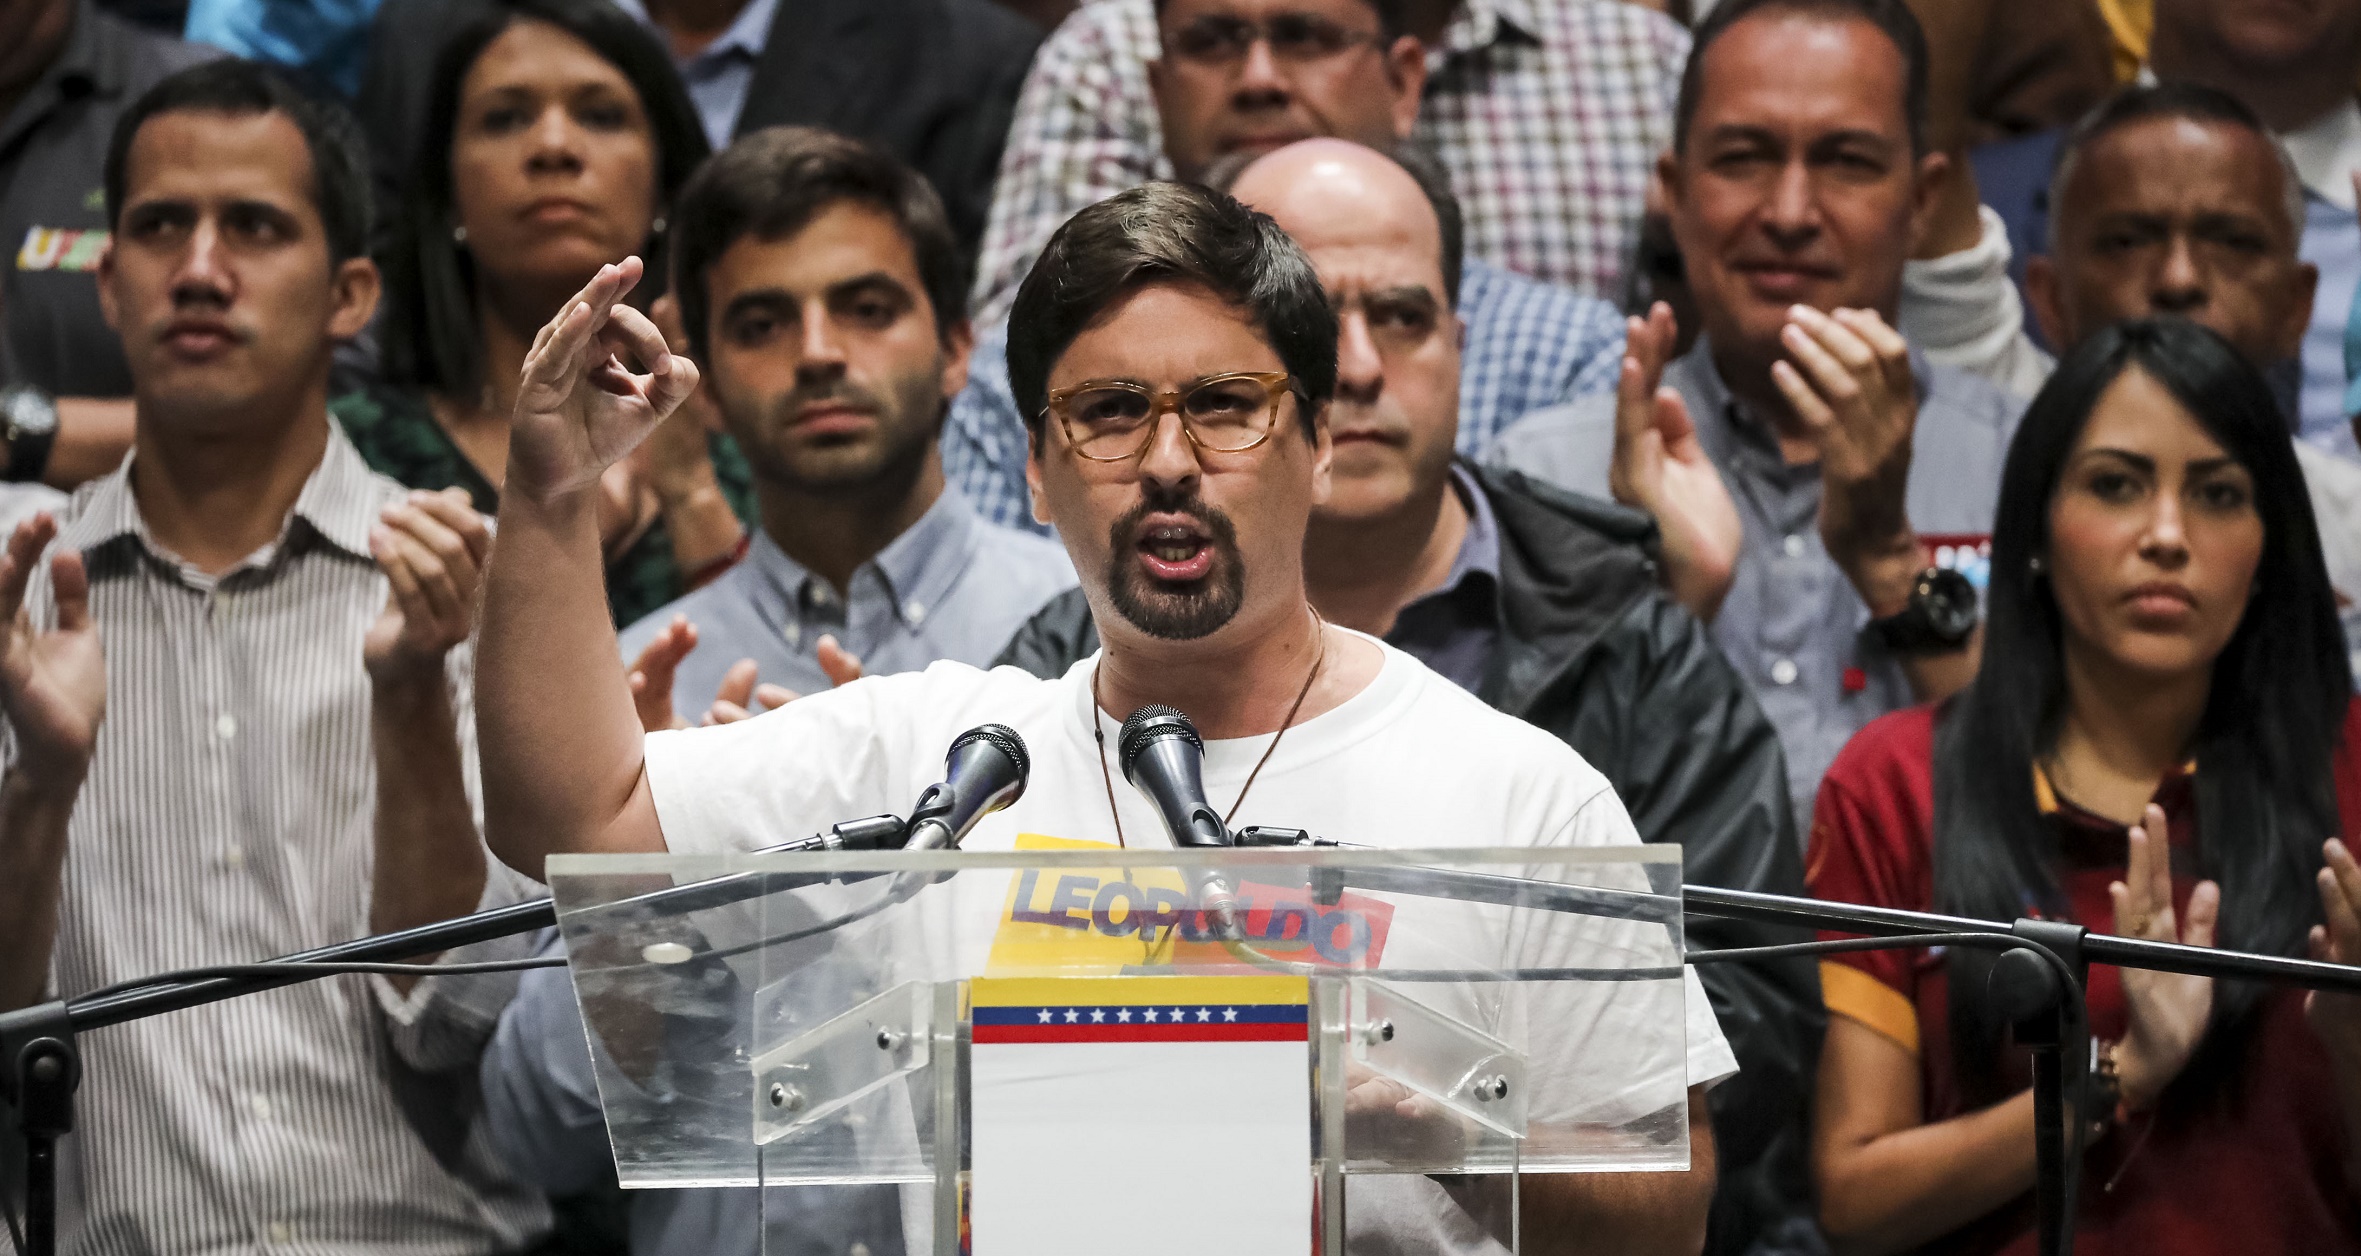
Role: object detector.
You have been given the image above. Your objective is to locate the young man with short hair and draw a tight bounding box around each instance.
[614,127,1074,726]
[0,60,545,1252]
[995,137,1825,1256]
[476,179,1732,1255]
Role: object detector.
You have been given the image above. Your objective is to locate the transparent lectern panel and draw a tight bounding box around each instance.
[547,844,1692,1255]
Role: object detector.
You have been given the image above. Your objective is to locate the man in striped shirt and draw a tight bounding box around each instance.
[0,62,548,1253]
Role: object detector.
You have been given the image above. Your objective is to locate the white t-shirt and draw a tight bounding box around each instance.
[642,635,1736,1252]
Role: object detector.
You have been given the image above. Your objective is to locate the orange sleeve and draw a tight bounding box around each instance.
[1805,715,1939,1054]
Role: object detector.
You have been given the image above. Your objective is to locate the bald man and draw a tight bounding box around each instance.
[995,138,1827,1256]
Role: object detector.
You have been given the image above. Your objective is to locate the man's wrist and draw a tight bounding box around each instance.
[3,759,88,810]
[653,468,726,511]
[367,653,455,697]
[1833,532,1924,617]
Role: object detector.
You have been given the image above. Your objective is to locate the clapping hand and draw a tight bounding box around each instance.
[509,257,701,504]
[0,514,104,782]
[2304,838,2361,1062]
[1608,302,1741,621]
[702,637,865,725]
[364,488,490,684]
[2110,804,2221,1111]
[1772,306,1920,588]
[624,622,866,732]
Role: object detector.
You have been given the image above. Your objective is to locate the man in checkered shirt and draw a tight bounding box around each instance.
[948,0,1650,530]
[971,0,1686,324]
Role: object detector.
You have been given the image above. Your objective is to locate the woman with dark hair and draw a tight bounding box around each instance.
[1806,318,2361,1255]
[335,0,750,626]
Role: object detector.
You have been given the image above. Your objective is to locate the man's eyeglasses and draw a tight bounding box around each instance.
[1164,13,1384,66]
[1044,371,1304,462]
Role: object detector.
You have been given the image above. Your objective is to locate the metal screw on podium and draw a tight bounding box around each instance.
[876,1028,907,1052]
[767,1083,805,1112]
[1358,1019,1395,1046]
[1473,1076,1510,1101]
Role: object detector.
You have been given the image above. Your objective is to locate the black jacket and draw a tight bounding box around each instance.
[994,464,1827,1256]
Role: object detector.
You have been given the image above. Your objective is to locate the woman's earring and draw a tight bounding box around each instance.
[451,224,468,245]
[650,216,667,236]
[2027,555,2045,575]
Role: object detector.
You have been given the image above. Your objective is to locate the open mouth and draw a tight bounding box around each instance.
[1138,522,1215,583]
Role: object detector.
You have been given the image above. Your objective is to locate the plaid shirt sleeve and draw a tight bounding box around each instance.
[1453,258,1629,457]
[970,0,1166,326]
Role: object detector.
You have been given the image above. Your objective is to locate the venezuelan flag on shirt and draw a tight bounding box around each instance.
[968,975,1313,1256]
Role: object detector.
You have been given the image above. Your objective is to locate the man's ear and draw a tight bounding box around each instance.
[1906,149,1953,256]
[96,237,121,333]
[2278,260,2320,364]
[2023,254,2070,351]
[939,318,976,403]
[1654,148,1684,216]
[1026,435,1053,526]
[1384,36,1428,139]
[328,255,381,342]
[1306,397,1334,507]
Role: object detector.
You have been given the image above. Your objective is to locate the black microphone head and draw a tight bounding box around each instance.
[1119,705,1202,786]
[947,723,1030,805]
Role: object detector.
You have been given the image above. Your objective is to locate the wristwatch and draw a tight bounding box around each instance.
[0,384,58,485]
[1868,566,1978,654]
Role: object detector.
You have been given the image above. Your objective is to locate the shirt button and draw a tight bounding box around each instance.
[906,600,927,625]
[1782,534,1806,558]
[1769,658,1799,686]
[249,1094,274,1121]
[266,1221,293,1244]
[222,845,245,870]
[214,713,239,741]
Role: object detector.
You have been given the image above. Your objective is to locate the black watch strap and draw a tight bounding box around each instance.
[1869,566,1979,654]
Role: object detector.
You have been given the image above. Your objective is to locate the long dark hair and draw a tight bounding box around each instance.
[1931,319,2349,1096]
[379,0,709,397]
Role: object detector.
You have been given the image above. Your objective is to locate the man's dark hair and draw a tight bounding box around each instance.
[380,0,710,398]
[106,59,374,266]
[1203,140,1463,308]
[1007,181,1337,448]
[670,126,967,365]
[1151,0,1406,40]
[2047,83,2307,250]
[1673,0,1930,157]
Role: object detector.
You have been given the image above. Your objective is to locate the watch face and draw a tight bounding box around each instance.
[1919,567,1980,641]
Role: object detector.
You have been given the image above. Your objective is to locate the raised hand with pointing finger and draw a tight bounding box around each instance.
[508,257,703,504]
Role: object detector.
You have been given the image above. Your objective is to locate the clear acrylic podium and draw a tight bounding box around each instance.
[545,842,1695,1256]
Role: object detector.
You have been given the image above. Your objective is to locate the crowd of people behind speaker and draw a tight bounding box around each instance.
[5,0,2361,1252]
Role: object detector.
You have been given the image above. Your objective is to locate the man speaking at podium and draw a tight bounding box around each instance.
[477,180,1734,1255]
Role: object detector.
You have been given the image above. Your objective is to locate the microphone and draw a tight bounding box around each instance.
[1118,706,1242,936]
[879,723,1031,906]
[903,724,1031,852]
[1118,706,1230,848]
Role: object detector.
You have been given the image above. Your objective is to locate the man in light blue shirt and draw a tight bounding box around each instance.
[481,129,1070,1254]
[615,126,1073,722]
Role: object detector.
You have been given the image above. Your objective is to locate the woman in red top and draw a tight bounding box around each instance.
[1806,318,2361,1255]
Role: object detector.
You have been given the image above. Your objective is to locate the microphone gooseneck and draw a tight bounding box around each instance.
[903,723,1031,852]
[1117,705,1241,936]
[1118,705,1231,849]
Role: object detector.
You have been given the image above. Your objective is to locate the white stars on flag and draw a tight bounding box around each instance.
[1222,1007,1238,1022]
